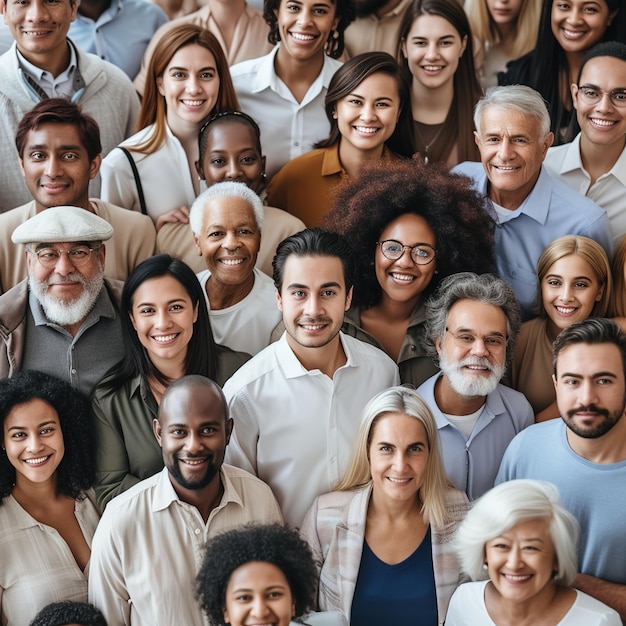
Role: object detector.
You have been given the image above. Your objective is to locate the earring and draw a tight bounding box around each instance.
[261,172,267,181]
[482,562,488,569]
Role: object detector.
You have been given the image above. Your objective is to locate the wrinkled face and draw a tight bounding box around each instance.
[554,342,626,440]
[551,0,616,55]
[401,14,467,91]
[4,0,77,61]
[335,71,401,157]
[201,121,266,194]
[541,254,604,336]
[277,254,352,353]
[572,55,626,149]
[486,0,524,29]
[157,44,220,127]
[3,398,64,488]
[485,518,558,605]
[19,123,100,211]
[194,196,261,288]
[154,383,232,493]
[223,562,295,626]
[275,0,339,63]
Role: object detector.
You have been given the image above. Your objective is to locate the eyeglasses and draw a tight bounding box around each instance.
[577,85,626,108]
[29,245,102,269]
[445,329,506,351]
[377,240,436,265]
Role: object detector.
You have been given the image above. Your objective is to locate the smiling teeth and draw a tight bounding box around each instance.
[291,32,315,41]
[182,458,205,465]
[387,477,411,483]
[355,126,378,133]
[391,273,414,282]
[504,574,531,581]
[556,306,576,314]
[220,258,244,265]
[423,66,442,71]
[153,334,177,343]
[302,324,325,330]
[182,100,204,106]
[24,456,50,465]
[590,118,616,127]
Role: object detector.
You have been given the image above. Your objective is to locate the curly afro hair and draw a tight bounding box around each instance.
[196,524,318,625]
[0,371,95,501]
[325,159,496,308]
[30,601,106,626]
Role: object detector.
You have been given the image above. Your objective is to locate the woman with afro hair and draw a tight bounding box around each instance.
[326,158,495,387]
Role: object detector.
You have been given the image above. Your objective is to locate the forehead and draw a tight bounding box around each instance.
[205,120,258,152]
[556,342,626,381]
[160,384,226,426]
[446,299,507,332]
[580,56,626,86]
[480,106,541,137]
[371,411,428,442]
[281,254,346,289]
[4,397,59,428]
[202,196,256,225]
[24,123,85,149]
[379,213,436,245]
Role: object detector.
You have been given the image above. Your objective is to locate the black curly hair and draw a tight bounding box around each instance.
[0,371,95,501]
[196,524,318,625]
[30,601,106,626]
[325,159,496,308]
[263,0,356,59]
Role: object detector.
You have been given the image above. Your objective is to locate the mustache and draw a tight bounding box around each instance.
[47,273,85,286]
[297,317,332,325]
[566,404,610,419]
[454,357,494,372]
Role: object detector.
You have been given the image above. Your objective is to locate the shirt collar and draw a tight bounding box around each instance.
[16,39,77,82]
[489,166,550,225]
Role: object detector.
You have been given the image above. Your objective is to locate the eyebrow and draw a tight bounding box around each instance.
[451,326,506,337]
[27,143,82,151]
[7,419,57,431]
[412,34,457,40]
[286,282,343,290]
[347,92,394,102]
[376,439,427,448]
[134,298,188,307]
[168,65,216,73]
[558,371,618,380]
[166,420,222,429]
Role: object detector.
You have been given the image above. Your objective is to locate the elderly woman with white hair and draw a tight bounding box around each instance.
[446,480,621,625]
[301,386,468,626]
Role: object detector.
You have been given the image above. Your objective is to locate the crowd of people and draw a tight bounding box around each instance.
[0,0,626,624]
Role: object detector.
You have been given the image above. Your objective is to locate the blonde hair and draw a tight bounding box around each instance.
[464,0,541,60]
[611,237,626,317]
[536,235,612,318]
[335,386,453,528]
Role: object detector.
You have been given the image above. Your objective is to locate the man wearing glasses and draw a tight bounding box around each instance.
[0,206,125,396]
[417,272,533,500]
[545,42,626,247]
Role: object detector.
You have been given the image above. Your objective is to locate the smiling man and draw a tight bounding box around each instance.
[453,85,613,320]
[89,375,282,626]
[497,318,626,620]
[417,272,533,500]
[223,228,399,527]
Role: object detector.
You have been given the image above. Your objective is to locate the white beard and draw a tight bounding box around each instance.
[439,353,505,398]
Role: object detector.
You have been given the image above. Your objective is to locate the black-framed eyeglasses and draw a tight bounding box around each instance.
[29,245,102,269]
[577,85,626,108]
[377,239,436,265]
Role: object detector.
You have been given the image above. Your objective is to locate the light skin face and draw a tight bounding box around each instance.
[486,0,524,31]
[19,123,101,212]
[26,239,105,304]
[200,121,266,195]
[486,518,558,607]
[553,342,626,440]
[223,562,296,626]
[129,275,199,375]
[334,72,401,160]
[375,213,437,310]
[154,383,232,496]
[368,412,429,506]
[475,106,554,210]
[274,0,339,64]
[276,254,352,355]
[401,14,467,91]
[541,254,604,338]
[2,398,64,489]
[551,0,616,55]
[157,44,220,128]
[572,56,626,149]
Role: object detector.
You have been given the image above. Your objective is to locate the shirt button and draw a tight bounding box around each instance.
[194,528,201,535]
[71,368,77,374]
[294,141,299,146]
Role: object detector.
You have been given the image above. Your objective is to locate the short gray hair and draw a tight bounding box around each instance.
[189,181,264,237]
[422,272,521,366]
[474,85,551,141]
[455,479,579,586]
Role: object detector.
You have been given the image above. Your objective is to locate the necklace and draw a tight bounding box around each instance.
[413,120,444,165]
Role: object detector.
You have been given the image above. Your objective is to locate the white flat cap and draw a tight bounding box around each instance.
[12,206,114,244]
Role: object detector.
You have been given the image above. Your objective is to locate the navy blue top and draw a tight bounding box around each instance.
[350,527,437,626]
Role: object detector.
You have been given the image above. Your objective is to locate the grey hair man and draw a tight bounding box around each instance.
[453,85,613,320]
[417,272,533,500]
[0,206,125,396]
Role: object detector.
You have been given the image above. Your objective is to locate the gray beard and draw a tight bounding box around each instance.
[439,354,505,398]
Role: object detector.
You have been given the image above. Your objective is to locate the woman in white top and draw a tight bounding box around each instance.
[0,371,100,626]
[447,480,621,625]
[100,24,239,230]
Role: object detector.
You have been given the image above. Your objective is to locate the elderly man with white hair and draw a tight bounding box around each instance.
[0,206,125,396]
[190,181,282,356]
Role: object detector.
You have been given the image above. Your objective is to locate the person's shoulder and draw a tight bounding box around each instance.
[101,472,161,518]
[572,590,623,623]
[223,341,282,389]
[342,332,397,368]
[252,268,278,295]
[221,463,273,492]
[498,50,534,85]
[0,203,32,229]
[77,46,134,85]
[544,168,605,216]
[121,0,168,21]
[493,382,533,406]
[92,199,154,228]
[451,161,484,181]
[230,50,273,77]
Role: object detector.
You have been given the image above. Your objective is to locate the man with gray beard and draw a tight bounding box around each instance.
[417,272,533,500]
[0,205,125,396]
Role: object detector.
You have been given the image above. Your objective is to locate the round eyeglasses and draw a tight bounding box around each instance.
[577,85,626,108]
[29,245,102,269]
[377,239,436,265]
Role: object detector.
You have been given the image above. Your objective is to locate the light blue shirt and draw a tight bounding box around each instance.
[69,0,168,79]
[417,373,533,500]
[496,419,626,584]
[452,162,614,320]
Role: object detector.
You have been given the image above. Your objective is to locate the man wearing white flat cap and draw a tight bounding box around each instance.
[0,205,125,396]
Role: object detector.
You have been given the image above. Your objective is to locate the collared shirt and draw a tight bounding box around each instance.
[0,490,100,626]
[230,46,342,179]
[417,373,533,500]
[88,465,283,626]
[21,285,125,397]
[17,41,78,100]
[452,162,614,320]
[69,0,168,79]
[223,332,400,527]
[545,133,626,245]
